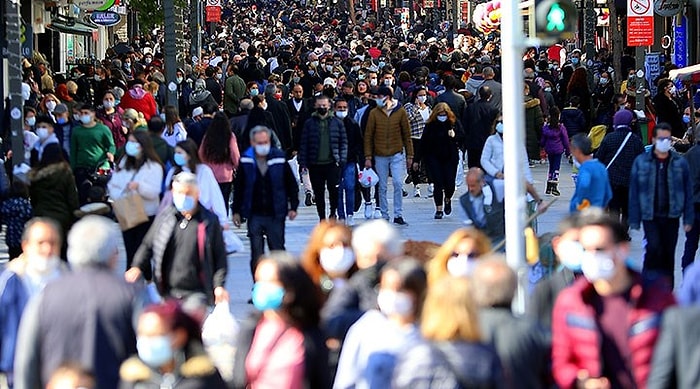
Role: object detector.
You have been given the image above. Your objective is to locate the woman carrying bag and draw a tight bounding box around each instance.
[108,131,164,274]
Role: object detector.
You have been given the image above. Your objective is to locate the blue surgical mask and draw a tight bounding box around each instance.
[252,282,285,311]
[173,153,188,167]
[56,117,67,125]
[495,122,504,134]
[571,57,580,65]
[80,115,92,124]
[137,335,174,368]
[437,115,448,122]
[375,98,386,108]
[250,88,259,96]
[125,141,141,157]
[172,193,196,212]
[25,117,36,127]
[683,114,691,124]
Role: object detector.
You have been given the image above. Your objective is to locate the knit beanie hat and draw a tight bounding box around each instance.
[613,109,634,127]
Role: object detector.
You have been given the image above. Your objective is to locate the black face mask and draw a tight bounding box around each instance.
[316,107,329,115]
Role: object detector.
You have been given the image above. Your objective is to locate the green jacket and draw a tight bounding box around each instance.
[70,122,116,169]
[28,162,79,234]
[224,74,246,114]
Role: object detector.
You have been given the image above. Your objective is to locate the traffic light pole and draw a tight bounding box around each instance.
[501,0,527,312]
[5,0,25,169]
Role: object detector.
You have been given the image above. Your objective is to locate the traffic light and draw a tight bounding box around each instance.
[535,0,578,41]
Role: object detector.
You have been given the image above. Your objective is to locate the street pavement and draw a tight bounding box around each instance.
[0,158,693,320]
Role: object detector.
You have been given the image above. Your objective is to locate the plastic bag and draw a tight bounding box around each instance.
[358,166,379,188]
[202,303,239,383]
[223,229,244,254]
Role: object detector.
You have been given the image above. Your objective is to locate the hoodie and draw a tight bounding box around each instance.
[119,85,158,120]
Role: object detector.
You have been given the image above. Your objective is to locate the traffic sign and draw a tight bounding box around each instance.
[627,0,654,46]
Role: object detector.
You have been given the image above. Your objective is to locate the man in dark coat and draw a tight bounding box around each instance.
[473,258,551,389]
[462,86,499,169]
[264,83,293,156]
[126,172,229,308]
[14,216,145,389]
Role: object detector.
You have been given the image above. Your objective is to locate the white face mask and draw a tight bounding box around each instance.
[103,100,114,109]
[255,144,271,156]
[370,79,378,87]
[581,251,616,282]
[319,246,355,274]
[46,101,57,112]
[36,127,50,140]
[27,254,60,275]
[557,240,584,272]
[447,255,478,277]
[335,111,348,119]
[377,290,413,317]
[417,95,427,103]
[655,138,672,153]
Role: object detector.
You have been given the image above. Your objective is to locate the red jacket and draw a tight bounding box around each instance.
[552,274,675,389]
[119,86,157,121]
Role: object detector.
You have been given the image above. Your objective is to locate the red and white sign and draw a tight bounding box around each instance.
[206,0,222,23]
[627,0,654,46]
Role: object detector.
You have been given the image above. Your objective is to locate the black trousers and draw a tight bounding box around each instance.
[309,163,340,219]
[642,217,679,278]
[123,216,155,279]
[608,185,630,229]
[218,181,233,215]
[247,215,286,277]
[425,158,457,207]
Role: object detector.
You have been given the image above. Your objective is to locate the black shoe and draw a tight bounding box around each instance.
[304,192,313,206]
[402,189,408,197]
[404,175,412,184]
[444,200,452,215]
[393,217,408,226]
[434,211,443,219]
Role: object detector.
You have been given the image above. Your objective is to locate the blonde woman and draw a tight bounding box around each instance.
[427,228,492,284]
[122,108,147,133]
[392,276,503,388]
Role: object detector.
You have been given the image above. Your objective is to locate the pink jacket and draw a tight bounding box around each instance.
[198,136,240,183]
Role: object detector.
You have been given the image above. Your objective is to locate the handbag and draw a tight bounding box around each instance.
[112,170,148,231]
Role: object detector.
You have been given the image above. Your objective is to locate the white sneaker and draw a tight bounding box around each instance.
[373,208,382,219]
[413,186,421,198]
[364,203,373,219]
[427,183,434,197]
[346,215,355,226]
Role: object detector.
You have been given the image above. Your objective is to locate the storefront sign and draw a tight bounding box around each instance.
[645,52,661,96]
[627,0,654,46]
[74,0,107,11]
[673,16,687,67]
[654,0,683,17]
[90,11,121,27]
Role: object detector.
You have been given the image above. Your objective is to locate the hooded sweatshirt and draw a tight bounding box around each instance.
[119,85,158,120]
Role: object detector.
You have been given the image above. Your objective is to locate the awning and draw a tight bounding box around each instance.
[46,18,98,35]
[669,64,700,84]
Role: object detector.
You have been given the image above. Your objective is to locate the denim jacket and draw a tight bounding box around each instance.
[628,149,694,229]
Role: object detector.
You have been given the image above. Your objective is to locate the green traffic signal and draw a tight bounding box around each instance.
[535,0,577,41]
[546,4,566,32]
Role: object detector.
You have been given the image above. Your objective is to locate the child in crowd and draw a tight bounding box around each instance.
[540,107,570,196]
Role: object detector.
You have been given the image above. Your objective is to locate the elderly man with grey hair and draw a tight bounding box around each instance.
[126,171,229,308]
[14,216,141,389]
[233,125,299,277]
[472,257,551,389]
[322,219,403,341]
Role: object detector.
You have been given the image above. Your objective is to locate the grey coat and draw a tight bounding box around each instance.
[647,306,700,389]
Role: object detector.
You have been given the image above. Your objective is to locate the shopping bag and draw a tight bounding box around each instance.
[223,229,244,254]
[202,303,239,383]
[112,192,149,231]
[358,167,379,188]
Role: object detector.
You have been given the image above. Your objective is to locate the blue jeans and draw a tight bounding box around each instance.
[682,203,700,271]
[374,153,405,219]
[338,163,356,219]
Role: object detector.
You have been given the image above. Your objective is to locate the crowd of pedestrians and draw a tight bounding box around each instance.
[1,0,700,387]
